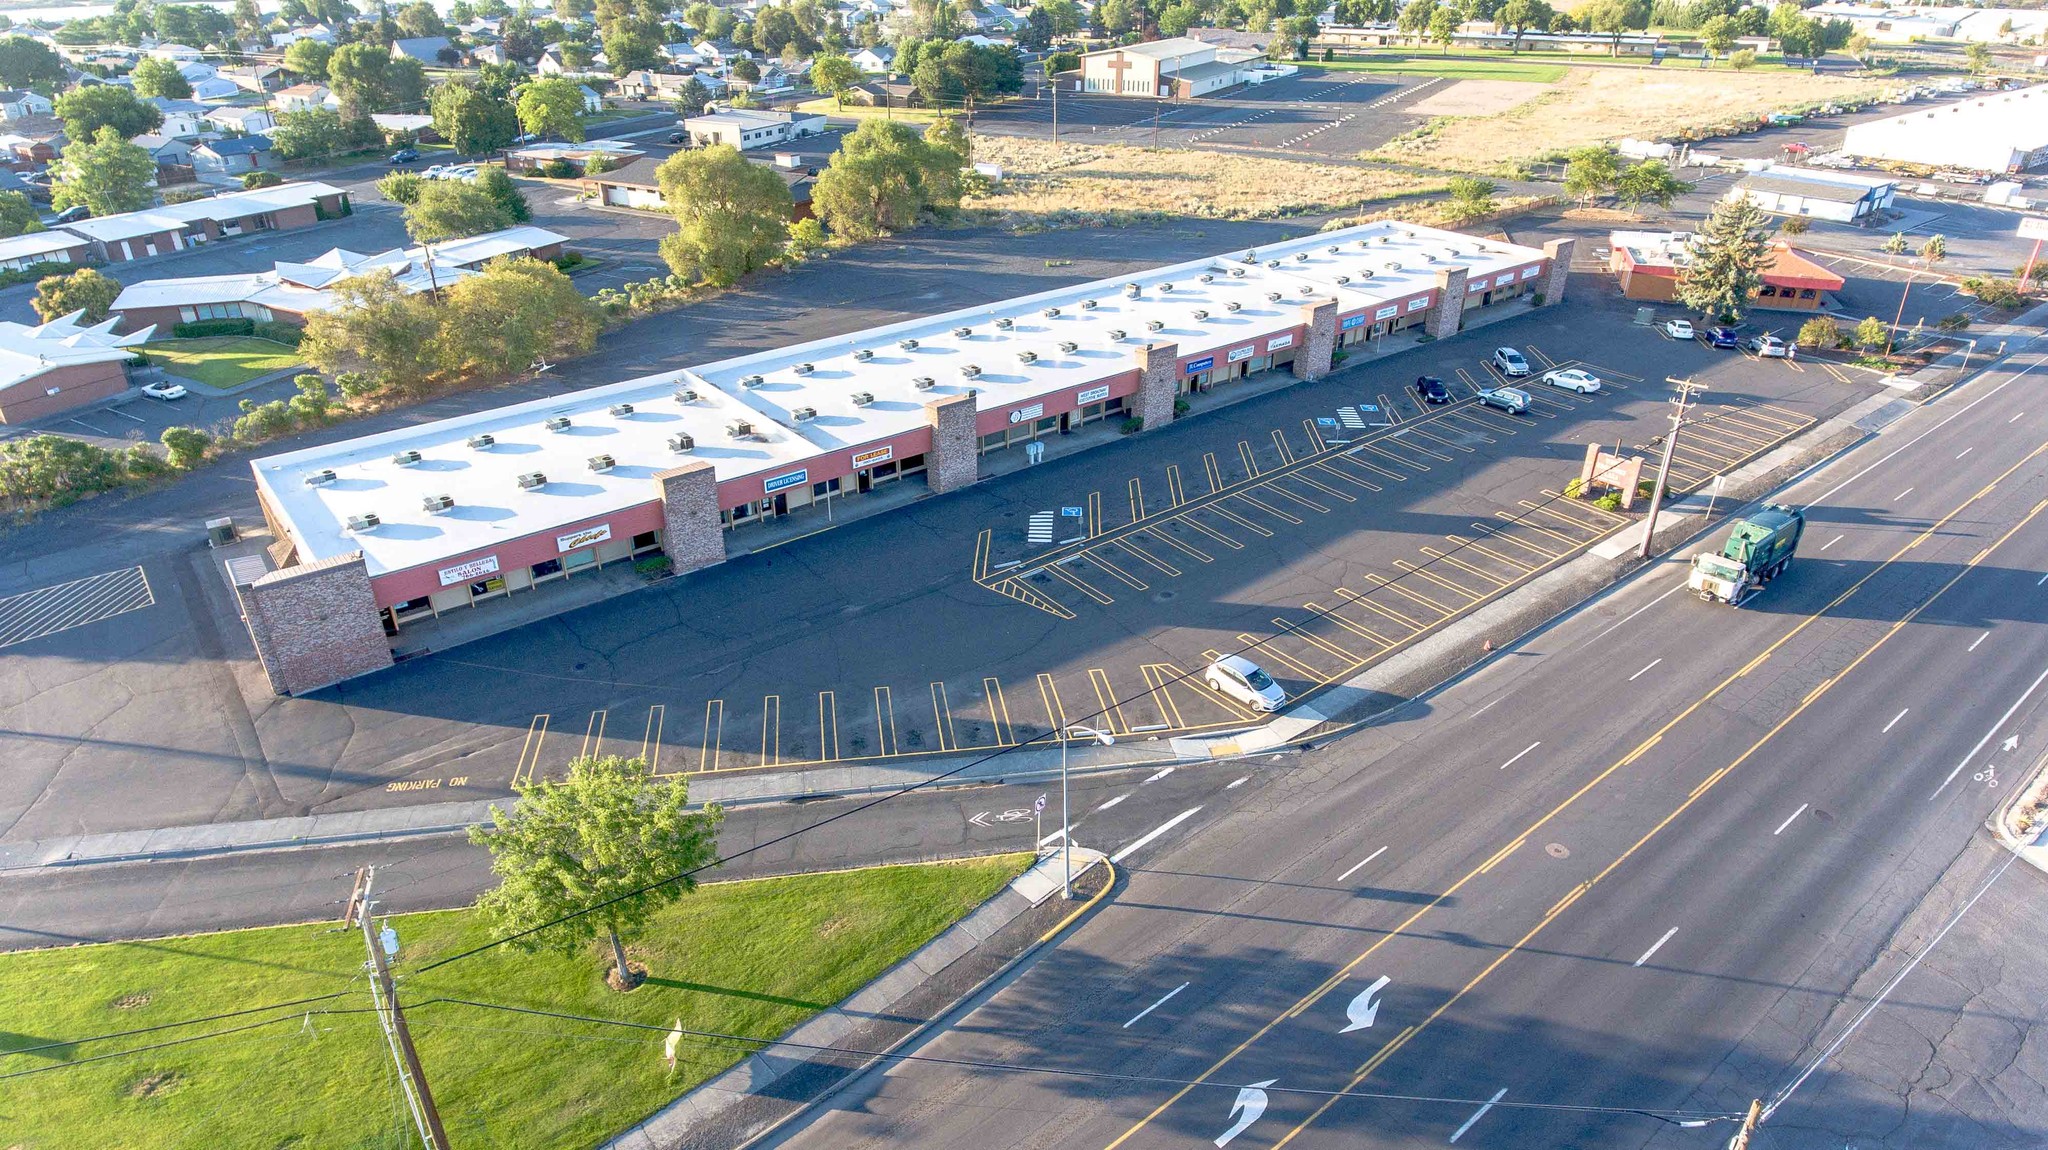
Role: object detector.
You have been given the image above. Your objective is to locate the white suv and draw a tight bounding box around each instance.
[1491,347,1531,377]
[1205,655,1288,713]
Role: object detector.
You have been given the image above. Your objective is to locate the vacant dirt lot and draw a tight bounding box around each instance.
[1405,79,1550,117]
[966,134,1447,226]
[1371,67,1882,170]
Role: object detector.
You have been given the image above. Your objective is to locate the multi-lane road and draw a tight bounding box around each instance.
[758,347,2048,1149]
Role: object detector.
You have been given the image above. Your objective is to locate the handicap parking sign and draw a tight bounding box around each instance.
[1359,403,1380,413]
[1316,416,1339,429]
[1062,506,1085,517]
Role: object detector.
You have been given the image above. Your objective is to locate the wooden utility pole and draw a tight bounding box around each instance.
[358,867,452,1150]
[1637,375,1705,559]
[1726,1099,1763,1150]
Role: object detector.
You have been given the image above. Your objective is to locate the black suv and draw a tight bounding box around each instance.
[1413,375,1450,404]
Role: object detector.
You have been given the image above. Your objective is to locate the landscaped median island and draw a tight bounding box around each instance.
[0,854,1029,1150]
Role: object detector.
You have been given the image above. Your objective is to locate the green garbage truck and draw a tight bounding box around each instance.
[1686,503,1805,605]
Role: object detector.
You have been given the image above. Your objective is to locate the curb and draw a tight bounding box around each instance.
[1986,746,2048,874]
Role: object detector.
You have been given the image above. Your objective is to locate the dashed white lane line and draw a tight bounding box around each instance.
[1111,807,1203,863]
[1821,534,1844,551]
[1773,803,1809,835]
[1970,631,1990,652]
[1226,776,1249,789]
[2039,572,2048,586]
[1628,658,1663,682]
[1883,707,1909,733]
[1895,486,1915,501]
[1123,982,1189,1028]
[1633,927,1680,967]
[1096,794,1128,812]
[1497,741,1541,771]
[2011,411,2025,423]
[1449,1088,1507,1143]
[1957,447,1973,460]
[1337,845,1388,882]
[1143,767,1174,784]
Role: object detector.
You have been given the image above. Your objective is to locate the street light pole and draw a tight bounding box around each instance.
[1638,376,1705,560]
[1060,724,1113,899]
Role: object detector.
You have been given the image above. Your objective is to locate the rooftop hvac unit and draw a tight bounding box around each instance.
[467,433,496,449]
[1327,245,1341,254]
[392,449,422,466]
[1293,253,1309,262]
[422,494,455,513]
[853,349,874,361]
[1358,269,1374,279]
[588,453,615,472]
[304,468,337,487]
[1423,253,1437,263]
[1198,273,1213,283]
[1146,319,1164,331]
[1267,292,1283,302]
[609,403,635,417]
[959,364,982,378]
[791,406,818,421]
[1445,247,1463,257]
[1159,282,1174,293]
[899,338,920,350]
[1335,275,1351,285]
[849,390,875,406]
[792,362,815,375]
[1017,350,1038,364]
[994,317,1014,330]
[1123,282,1141,296]
[727,419,754,437]
[1385,262,1403,272]
[912,376,936,390]
[346,513,381,532]
[205,516,237,548]
[1058,340,1078,353]
[674,387,698,404]
[1356,239,1370,248]
[1107,328,1126,340]
[953,326,973,338]
[669,432,695,452]
[1042,306,1061,318]
[1225,300,1242,312]
[1403,229,1417,238]
[741,374,765,388]
[1191,309,1209,321]
[544,416,571,431]
[1377,235,1391,244]
[1266,259,1281,268]
[1229,267,1245,278]
[517,471,547,489]
[1080,298,1098,310]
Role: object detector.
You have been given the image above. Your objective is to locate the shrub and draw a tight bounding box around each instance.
[0,260,78,290]
[1962,276,2027,310]
[1796,315,1841,348]
[160,425,211,469]
[1172,397,1190,417]
[314,197,352,221]
[1593,492,1623,512]
[1937,312,1971,332]
[160,185,213,204]
[251,320,304,346]
[1120,417,1144,434]
[1729,49,1757,69]
[541,158,576,179]
[1779,216,1809,235]
[551,252,586,272]
[1563,477,1586,499]
[633,556,671,578]
[232,398,296,442]
[241,170,284,189]
[173,318,256,338]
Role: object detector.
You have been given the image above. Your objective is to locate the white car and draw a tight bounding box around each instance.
[1663,319,1695,340]
[1540,367,1602,394]
[1746,334,1791,358]
[420,164,447,180]
[1491,347,1531,377]
[1205,655,1288,713]
[444,166,479,183]
[141,381,188,400]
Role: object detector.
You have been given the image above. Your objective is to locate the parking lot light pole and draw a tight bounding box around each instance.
[1061,725,1114,899]
[1638,376,1704,560]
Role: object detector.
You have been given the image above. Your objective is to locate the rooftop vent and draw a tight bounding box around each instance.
[912,375,936,390]
[391,449,422,467]
[741,373,765,388]
[422,494,454,513]
[1293,253,1309,262]
[1335,275,1352,285]
[1266,259,1281,269]
[1017,350,1038,364]
[791,406,818,421]
[994,317,1015,331]
[899,338,920,350]
[1403,229,1417,238]
[1267,292,1283,302]
[1191,309,1209,321]
[609,403,635,417]
[1423,253,1438,263]
[727,419,754,438]
[1358,269,1374,279]
[668,433,695,452]
[673,387,698,404]
[303,468,336,487]
[543,416,571,432]
[587,453,616,472]
[1385,262,1403,272]
[850,390,875,406]
[466,434,495,450]
[1198,273,1214,283]
[1225,300,1242,312]
[1229,267,1246,277]
[1159,282,1174,292]
[517,471,547,489]
[853,349,874,362]
[1146,319,1164,332]
[346,513,380,532]
[1080,298,1098,310]
[1043,306,1061,318]
[1107,329,1126,340]
[792,362,815,375]
[1327,245,1341,254]
[953,326,973,338]
[960,364,982,378]
[1377,235,1391,245]
[1058,340,1078,353]
[1124,282,1141,297]
[1356,239,1370,248]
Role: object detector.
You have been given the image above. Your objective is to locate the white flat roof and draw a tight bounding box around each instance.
[1845,85,2048,154]
[0,230,88,261]
[55,181,348,242]
[258,220,1546,576]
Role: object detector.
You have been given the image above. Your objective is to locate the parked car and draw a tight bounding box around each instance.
[389,148,419,164]
[513,132,542,145]
[50,204,89,224]
[667,130,689,144]
[1662,318,1694,340]
[1477,386,1530,414]
[419,164,446,180]
[1706,325,1741,349]
[1413,375,1450,404]
[1491,347,1531,377]
[1205,655,1288,713]
[1746,333,1791,358]
[444,166,479,183]
[141,381,188,400]
[1540,367,1603,394]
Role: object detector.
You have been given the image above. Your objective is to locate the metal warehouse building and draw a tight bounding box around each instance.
[1841,85,2048,174]
[237,221,1574,694]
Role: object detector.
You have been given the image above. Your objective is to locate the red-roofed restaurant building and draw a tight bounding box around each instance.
[1609,231,1845,313]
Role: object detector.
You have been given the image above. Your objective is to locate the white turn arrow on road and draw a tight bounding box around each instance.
[1215,1080,1277,1148]
[2003,735,2021,753]
[1341,975,1392,1034]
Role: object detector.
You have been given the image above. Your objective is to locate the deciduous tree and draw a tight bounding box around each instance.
[0,36,63,91]
[431,80,521,154]
[1613,159,1691,213]
[300,271,442,395]
[0,190,41,238]
[515,75,588,141]
[810,51,862,106]
[655,143,793,285]
[435,257,600,379]
[271,107,350,160]
[404,180,516,243]
[1563,145,1620,204]
[54,85,163,141]
[32,266,121,323]
[284,37,335,79]
[52,127,154,218]
[131,56,193,98]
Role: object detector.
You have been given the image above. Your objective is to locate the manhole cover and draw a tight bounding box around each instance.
[1156,590,1177,601]
[1813,809,1834,823]
[1544,843,1570,859]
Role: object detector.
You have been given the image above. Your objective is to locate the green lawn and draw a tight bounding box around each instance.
[0,855,1028,1150]
[142,337,306,388]
[1310,55,1569,82]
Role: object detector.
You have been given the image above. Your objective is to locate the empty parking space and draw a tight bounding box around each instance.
[0,566,154,650]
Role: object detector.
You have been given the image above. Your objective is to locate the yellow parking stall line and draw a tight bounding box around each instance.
[1474,525,1562,561]
[762,695,781,766]
[1497,510,1583,548]
[1304,601,1393,648]
[1526,343,1558,368]
[1782,357,1805,372]
[1088,668,1130,735]
[1047,560,1116,604]
[1271,429,1296,465]
[1445,534,1535,572]
[1037,672,1069,733]
[1394,559,1488,602]
[1454,367,1484,390]
[1238,440,1261,478]
[1581,359,1643,382]
[1302,418,1327,453]
[1313,461,1382,493]
[1671,444,1737,473]
[1366,571,1457,617]
[1376,393,1403,423]
[1141,525,1214,563]
[581,709,608,760]
[1166,464,1187,508]
[1179,514,1246,551]
[1263,481,1329,515]
[1451,408,1523,435]
[1114,535,1181,577]
[1539,491,1631,526]
[1141,664,1188,729]
[1289,471,1355,503]
[1685,421,1768,452]
[1420,546,1511,587]
[1675,431,1750,464]
[874,686,898,757]
[973,528,993,581]
[1515,393,1566,419]
[1129,477,1145,521]
[1692,416,1775,448]
[1821,363,1849,383]
[698,700,723,772]
[1233,492,1305,525]
[1361,442,1431,472]
[1750,402,1813,428]
[641,704,666,774]
[930,682,956,752]
[1274,617,1364,667]
[1336,585,1424,631]
[1088,490,1103,537]
[1719,407,1807,438]
[1203,452,1225,493]
[1389,434,1457,462]
[985,677,1015,746]
[1237,633,1327,680]
[818,691,840,761]
[1326,452,1404,483]
[991,575,1077,619]
[1521,501,1619,535]
[1084,549,1150,591]
[514,714,550,786]
[1207,504,1277,538]
[1406,426,1476,453]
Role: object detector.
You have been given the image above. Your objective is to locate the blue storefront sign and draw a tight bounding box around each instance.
[1340,314,1367,331]
[1184,356,1215,374]
[763,468,809,494]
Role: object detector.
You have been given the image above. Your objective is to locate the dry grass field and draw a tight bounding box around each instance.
[966,134,1448,226]
[1371,67,1882,170]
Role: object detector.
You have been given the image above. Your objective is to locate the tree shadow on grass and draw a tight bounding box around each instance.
[641,976,829,1011]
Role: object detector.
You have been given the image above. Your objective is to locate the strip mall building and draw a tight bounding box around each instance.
[239,221,1575,694]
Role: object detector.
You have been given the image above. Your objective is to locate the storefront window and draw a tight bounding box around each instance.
[393,596,432,618]
[531,557,563,580]
[563,549,597,570]
[631,531,659,552]
[469,576,507,599]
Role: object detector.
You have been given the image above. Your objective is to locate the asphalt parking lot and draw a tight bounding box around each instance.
[0,254,1885,846]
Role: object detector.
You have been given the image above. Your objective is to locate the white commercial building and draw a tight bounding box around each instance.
[1729,165,1900,222]
[680,109,828,150]
[1078,36,1267,98]
[1841,85,2048,174]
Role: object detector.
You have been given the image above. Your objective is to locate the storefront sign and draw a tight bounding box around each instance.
[556,524,612,553]
[1521,266,1541,280]
[851,445,894,468]
[1227,345,1256,363]
[1077,384,1111,404]
[763,468,809,494]
[1406,297,1429,312]
[1374,304,1399,320]
[1267,333,1294,352]
[438,555,500,587]
[1495,274,1516,288]
[1184,355,1215,374]
[1007,403,1045,425]
[1340,314,1367,331]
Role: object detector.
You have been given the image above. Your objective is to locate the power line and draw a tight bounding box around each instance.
[0,1010,321,1083]
[0,991,357,1061]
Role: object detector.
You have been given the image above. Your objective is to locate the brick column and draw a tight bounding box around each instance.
[923,392,979,494]
[655,459,726,575]
[1293,297,1339,380]
[1130,340,1178,432]
[1538,238,1576,306]
[233,552,392,696]
[1426,266,1469,338]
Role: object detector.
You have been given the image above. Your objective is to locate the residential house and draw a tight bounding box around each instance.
[390,36,455,64]
[190,77,243,101]
[193,135,279,176]
[0,131,60,172]
[0,230,91,272]
[132,132,197,175]
[577,83,605,113]
[0,90,54,121]
[957,33,1012,47]
[618,69,701,101]
[468,43,512,66]
[845,78,917,107]
[371,113,437,139]
[271,24,340,45]
[680,108,826,149]
[147,97,211,139]
[586,153,813,218]
[176,60,219,84]
[219,64,286,93]
[206,105,277,135]
[661,43,707,66]
[148,42,205,61]
[693,41,750,65]
[537,46,606,76]
[850,44,895,72]
[274,83,338,113]
[0,313,154,425]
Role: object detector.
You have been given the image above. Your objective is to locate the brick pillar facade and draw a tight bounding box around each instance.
[1293,297,1339,380]
[923,392,979,494]
[1539,238,1576,306]
[1130,340,1179,432]
[1426,266,1469,339]
[654,459,726,575]
[234,552,392,696]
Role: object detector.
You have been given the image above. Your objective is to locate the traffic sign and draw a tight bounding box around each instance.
[1033,793,1047,812]
[1061,506,1084,517]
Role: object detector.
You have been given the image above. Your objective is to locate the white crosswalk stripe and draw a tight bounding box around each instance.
[1026,511,1056,544]
[0,565,154,650]
[1338,407,1366,429]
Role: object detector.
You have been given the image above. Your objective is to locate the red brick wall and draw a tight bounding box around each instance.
[0,361,131,424]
